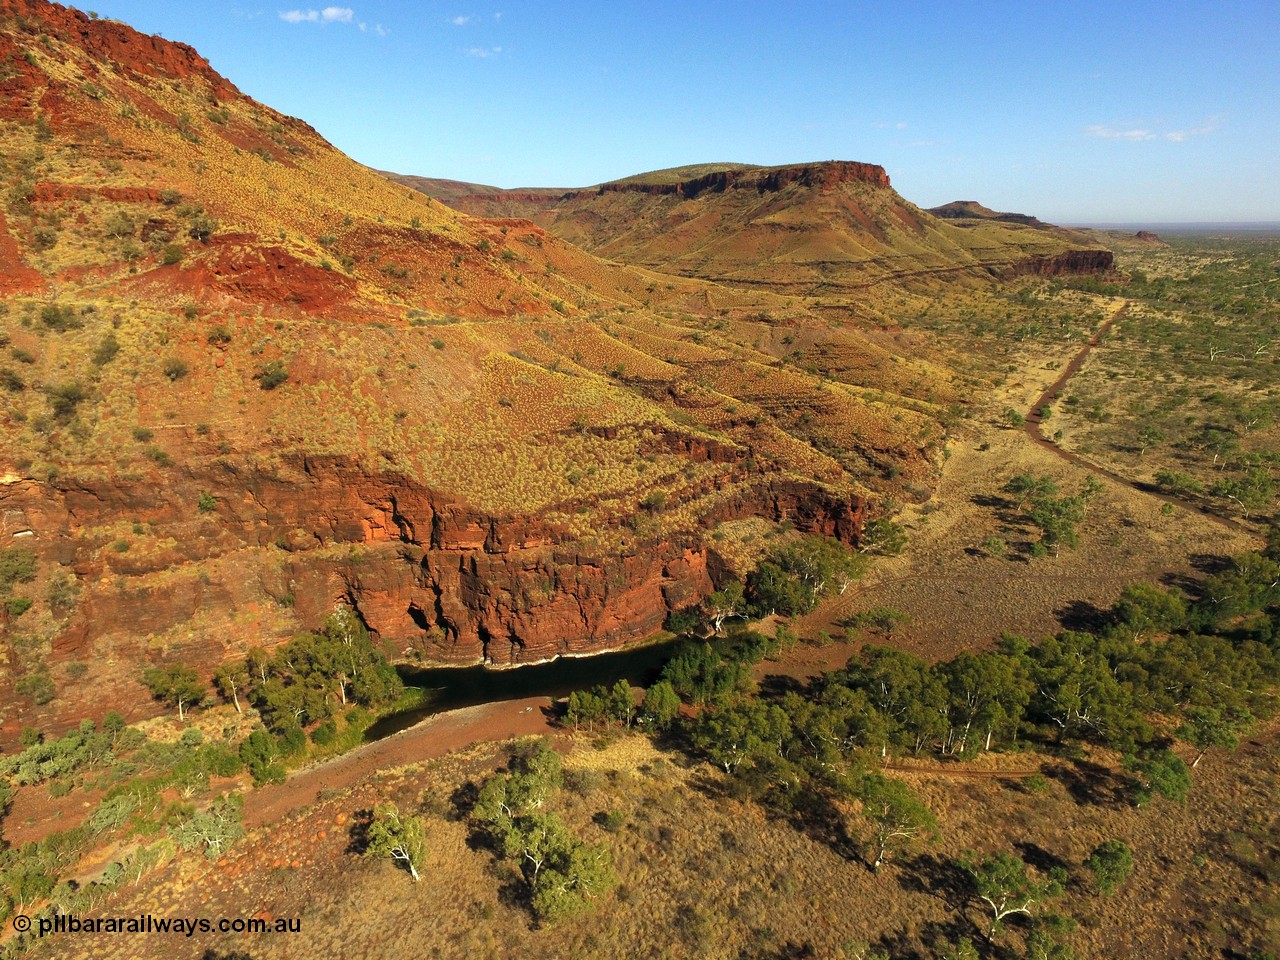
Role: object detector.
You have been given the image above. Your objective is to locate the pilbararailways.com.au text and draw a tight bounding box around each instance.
[18,913,301,938]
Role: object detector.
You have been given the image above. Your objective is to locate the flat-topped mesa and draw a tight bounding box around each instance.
[591,161,892,200]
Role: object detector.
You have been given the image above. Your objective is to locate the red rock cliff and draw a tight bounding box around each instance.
[2,453,866,703]
[0,0,239,98]
[1005,249,1114,277]
[591,161,891,200]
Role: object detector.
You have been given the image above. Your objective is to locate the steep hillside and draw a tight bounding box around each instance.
[390,161,1114,311]
[0,1,952,737]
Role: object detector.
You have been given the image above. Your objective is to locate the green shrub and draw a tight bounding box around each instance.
[47,380,87,421]
[15,671,55,705]
[0,548,37,592]
[254,360,288,390]
[144,446,171,466]
[310,721,337,747]
[92,332,120,366]
[40,305,82,331]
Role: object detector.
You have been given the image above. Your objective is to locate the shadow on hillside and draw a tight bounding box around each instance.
[782,785,859,862]
[970,493,1012,511]
[449,780,481,820]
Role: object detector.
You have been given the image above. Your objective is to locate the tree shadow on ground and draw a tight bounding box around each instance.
[449,779,480,820]
[1054,598,1111,633]
[1045,758,1131,807]
[738,940,817,959]
[687,767,732,801]
[1160,569,1205,596]
[779,784,860,861]
[758,673,807,699]
[872,916,978,960]
[344,808,372,855]
[896,852,972,908]
[494,871,533,922]
[1014,839,1069,875]
[1189,552,1234,575]
[971,493,1012,511]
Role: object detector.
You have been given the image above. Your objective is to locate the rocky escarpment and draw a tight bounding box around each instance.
[1003,249,1114,276]
[592,161,892,199]
[1,0,234,90]
[423,162,893,220]
[1,452,865,727]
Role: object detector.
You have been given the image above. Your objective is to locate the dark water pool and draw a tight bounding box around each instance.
[363,637,689,741]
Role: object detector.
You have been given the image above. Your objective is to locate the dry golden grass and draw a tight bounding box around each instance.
[27,726,1278,960]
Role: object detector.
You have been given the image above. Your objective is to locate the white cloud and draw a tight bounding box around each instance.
[1165,118,1219,142]
[1086,124,1155,141]
[450,15,470,25]
[279,6,355,24]
[467,46,502,57]
[1088,117,1220,143]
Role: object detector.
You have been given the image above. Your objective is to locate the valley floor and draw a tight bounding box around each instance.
[23,721,1278,960]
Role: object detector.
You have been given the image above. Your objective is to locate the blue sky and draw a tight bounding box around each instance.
[90,1,1279,223]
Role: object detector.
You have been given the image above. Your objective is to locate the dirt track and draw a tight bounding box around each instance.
[1023,303,1250,534]
[243,696,556,828]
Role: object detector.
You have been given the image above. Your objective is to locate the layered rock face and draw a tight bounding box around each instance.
[1005,249,1115,276]
[3,457,863,675]
[593,161,892,199]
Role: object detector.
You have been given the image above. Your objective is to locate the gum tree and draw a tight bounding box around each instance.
[365,802,426,882]
[961,851,1064,941]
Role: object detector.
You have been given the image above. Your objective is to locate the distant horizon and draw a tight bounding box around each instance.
[91,1,1280,223]
[1065,220,1280,232]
